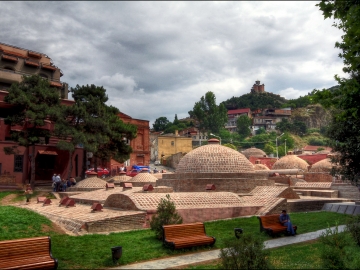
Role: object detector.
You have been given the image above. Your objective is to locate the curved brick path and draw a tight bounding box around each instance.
[111,225,346,269]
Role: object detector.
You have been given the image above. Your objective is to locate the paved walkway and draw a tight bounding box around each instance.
[112,225,346,269]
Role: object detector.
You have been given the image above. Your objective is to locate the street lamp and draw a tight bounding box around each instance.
[276,133,284,159]
[210,133,221,145]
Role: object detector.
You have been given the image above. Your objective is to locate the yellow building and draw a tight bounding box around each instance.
[156,131,193,161]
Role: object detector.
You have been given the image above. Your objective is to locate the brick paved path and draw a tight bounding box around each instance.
[112,225,346,269]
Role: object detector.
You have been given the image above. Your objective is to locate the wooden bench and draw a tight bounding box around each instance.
[0,236,58,270]
[162,222,216,250]
[257,214,297,236]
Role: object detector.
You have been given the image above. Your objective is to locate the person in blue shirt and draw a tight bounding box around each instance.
[279,210,295,236]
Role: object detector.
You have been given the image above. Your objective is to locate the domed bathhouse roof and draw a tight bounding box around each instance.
[272,151,309,172]
[69,177,107,191]
[253,160,270,171]
[112,174,132,186]
[125,172,158,187]
[176,139,255,173]
[242,147,267,159]
[309,158,333,173]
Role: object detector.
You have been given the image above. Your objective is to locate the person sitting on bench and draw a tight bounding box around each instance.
[279,210,295,236]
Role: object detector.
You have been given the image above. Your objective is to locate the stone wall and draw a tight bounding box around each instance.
[305,173,333,182]
[287,199,348,212]
[84,212,146,233]
[166,152,183,169]
[156,178,275,193]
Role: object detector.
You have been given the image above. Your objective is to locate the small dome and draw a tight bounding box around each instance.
[242,147,267,159]
[254,164,270,171]
[113,174,132,185]
[309,158,333,173]
[176,141,254,173]
[272,153,309,172]
[69,177,107,191]
[131,173,158,182]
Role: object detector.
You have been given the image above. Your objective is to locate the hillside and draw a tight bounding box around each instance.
[223,92,288,110]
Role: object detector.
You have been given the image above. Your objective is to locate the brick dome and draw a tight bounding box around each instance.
[253,164,270,171]
[272,153,309,172]
[131,172,158,182]
[309,158,333,173]
[176,140,254,173]
[69,177,107,191]
[242,147,267,159]
[112,174,132,185]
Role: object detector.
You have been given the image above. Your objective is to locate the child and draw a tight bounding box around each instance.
[24,184,33,205]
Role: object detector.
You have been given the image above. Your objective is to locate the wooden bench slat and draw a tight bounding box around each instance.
[162,222,215,250]
[0,236,58,270]
[257,214,297,236]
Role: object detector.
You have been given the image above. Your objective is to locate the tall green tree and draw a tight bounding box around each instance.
[4,75,61,187]
[314,0,360,183]
[56,84,136,178]
[189,91,228,135]
[236,115,252,140]
[153,117,169,131]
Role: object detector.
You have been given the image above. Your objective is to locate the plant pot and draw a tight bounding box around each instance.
[111,246,122,263]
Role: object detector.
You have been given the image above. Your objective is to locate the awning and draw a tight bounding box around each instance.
[38,150,58,155]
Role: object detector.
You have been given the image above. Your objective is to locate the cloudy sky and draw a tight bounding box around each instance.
[1,1,344,126]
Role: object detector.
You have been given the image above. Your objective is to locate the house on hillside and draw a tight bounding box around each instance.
[225,108,251,132]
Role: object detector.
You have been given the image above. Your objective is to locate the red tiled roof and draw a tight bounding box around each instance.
[303,145,332,151]
[227,108,251,115]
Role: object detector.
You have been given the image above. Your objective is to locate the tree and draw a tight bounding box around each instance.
[236,115,252,140]
[189,91,228,135]
[4,75,61,188]
[173,114,180,125]
[150,194,183,239]
[313,1,360,183]
[153,117,169,132]
[56,84,137,178]
[276,118,292,133]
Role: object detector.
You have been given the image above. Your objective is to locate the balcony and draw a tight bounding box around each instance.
[28,51,42,59]
[1,54,18,62]
[0,68,22,84]
[50,81,62,88]
[41,63,57,71]
[24,59,40,67]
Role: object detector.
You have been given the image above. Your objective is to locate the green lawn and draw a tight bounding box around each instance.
[0,201,352,269]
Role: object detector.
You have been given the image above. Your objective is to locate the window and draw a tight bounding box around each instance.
[192,136,197,140]
[171,141,174,146]
[14,155,23,172]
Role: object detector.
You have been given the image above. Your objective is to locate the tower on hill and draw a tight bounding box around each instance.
[251,80,265,93]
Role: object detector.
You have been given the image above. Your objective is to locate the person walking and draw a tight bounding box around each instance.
[52,174,57,192]
[24,184,33,205]
[55,174,61,192]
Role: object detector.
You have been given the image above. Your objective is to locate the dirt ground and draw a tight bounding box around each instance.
[0,192,67,235]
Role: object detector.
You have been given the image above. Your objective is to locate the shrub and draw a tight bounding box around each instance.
[219,234,270,269]
[149,194,183,240]
[346,215,360,246]
[319,223,358,269]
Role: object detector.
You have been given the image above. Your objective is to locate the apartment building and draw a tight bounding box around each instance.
[0,42,80,188]
[0,42,68,98]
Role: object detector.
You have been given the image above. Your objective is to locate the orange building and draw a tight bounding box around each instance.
[117,112,150,169]
[0,43,82,188]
